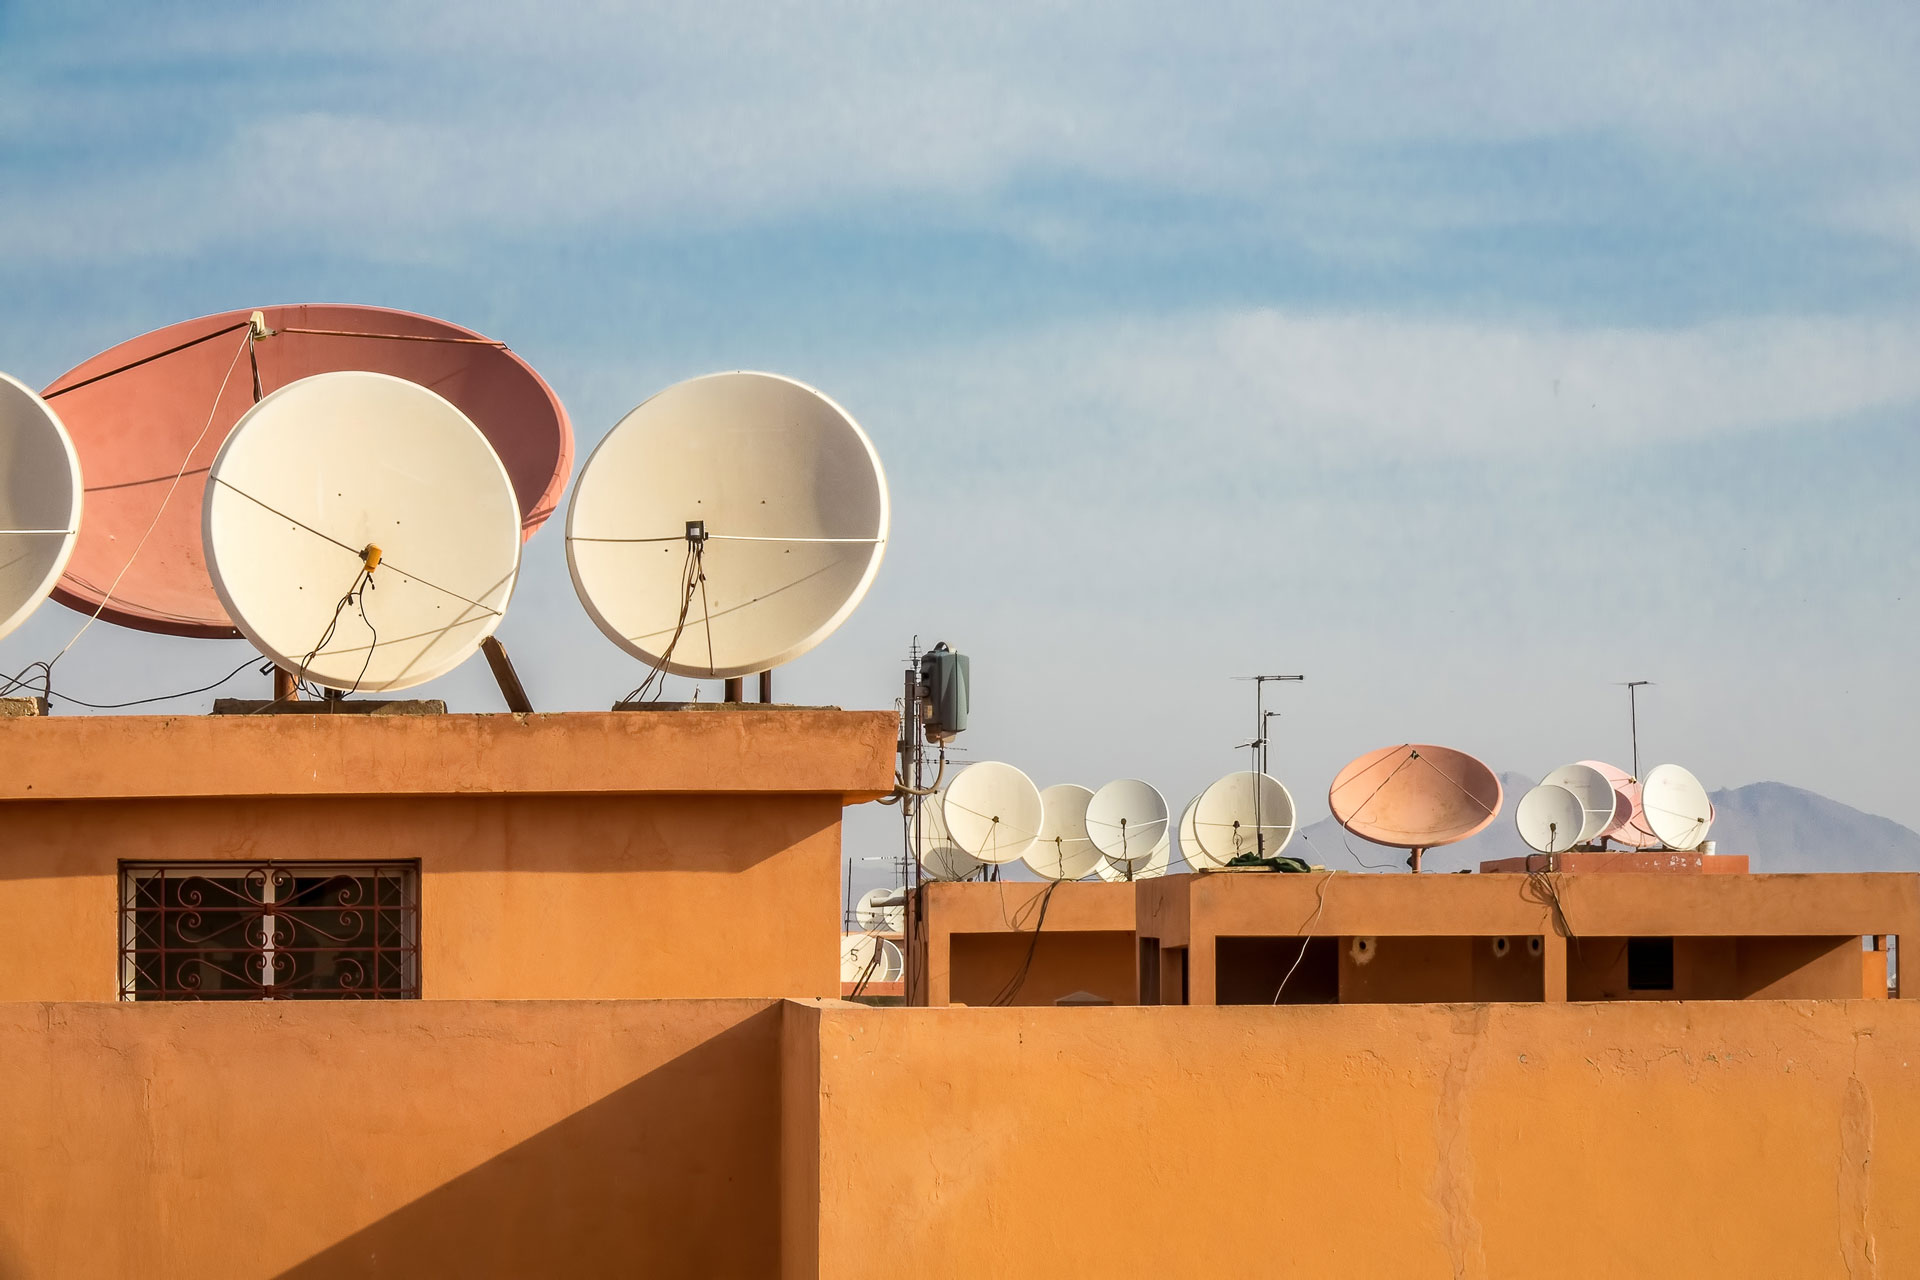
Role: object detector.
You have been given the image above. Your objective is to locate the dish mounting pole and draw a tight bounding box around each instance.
[1619,680,1653,779]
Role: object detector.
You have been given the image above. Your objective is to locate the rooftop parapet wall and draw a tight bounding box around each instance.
[0,708,898,803]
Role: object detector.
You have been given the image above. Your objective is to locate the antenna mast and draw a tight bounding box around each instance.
[1235,674,1303,856]
[1619,680,1652,779]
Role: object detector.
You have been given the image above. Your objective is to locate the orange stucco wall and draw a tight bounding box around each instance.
[796,1000,1920,1278]
[0,999,789,1278]
[919,880,1137,1006]
[0,711,895,1001]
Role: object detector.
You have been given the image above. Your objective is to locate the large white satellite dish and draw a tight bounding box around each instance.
[1026,783,1103,881]
[855,886,906,934]
[566,371,889,678]
[1515,783,1584,854]
[1085,779,1171,865]
[1642,763,1714,851]
[839,933,904,984]
[942,761,1044,865]
[204,373,521,692]
[1540,763,1619,846]
[0,372,82,644]
[1193,771,1297,864]
[914,782,982,881]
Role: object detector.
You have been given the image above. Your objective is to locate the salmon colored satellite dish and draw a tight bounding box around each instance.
[42,304,572,638]
[1576,760,1655,849]
[1329,744,1503,872]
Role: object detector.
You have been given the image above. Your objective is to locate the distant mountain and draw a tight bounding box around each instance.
[1289,775,1920,874]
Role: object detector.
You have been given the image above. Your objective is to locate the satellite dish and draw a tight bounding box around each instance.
[1642,763,1714,851]
[1193,771,1297,864]
[43,304,570,638]
[1175,797,1213,870]
[877,939,905,983]
[840,933,903,984]
[1540,763,1619,846]
[1026,784,1103,881]
[1096,826,1172,881]
[566,372,888,678]
[855,887,906,934]
[0,373,82,643]
[1085,779,1171,865]
[1329,744,1502,871]
[941,761,1044,865]
[1575,760,1637,841]
[1515,784,1584,854]
[914,782,982,881]
[203,372,521,692]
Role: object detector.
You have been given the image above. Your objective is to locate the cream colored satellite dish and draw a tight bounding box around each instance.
[1642,763,1714,851]
[1515,783,1584,855]
[1027,783,1103,881]
[0,373,82,643]
[1085,778,1171,865]
[855,887,906,933]
[566,371,888,678]
[914,781,982,881]
[1176,797,1215,870]
[942,761,1044,865]
[1194,771,1297,863]
[203,372,520,692]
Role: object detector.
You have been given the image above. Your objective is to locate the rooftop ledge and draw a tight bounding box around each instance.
[0,708,899,803]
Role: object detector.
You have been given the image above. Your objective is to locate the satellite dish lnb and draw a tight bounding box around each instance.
[1329,744,1502,872]
[566,372,889,678]
[203,372,522,692]
[0,373,82,644]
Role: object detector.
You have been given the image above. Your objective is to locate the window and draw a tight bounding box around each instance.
[1626,936,1675,992]
[120,862,418,1001]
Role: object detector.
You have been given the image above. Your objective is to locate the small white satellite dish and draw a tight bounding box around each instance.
[203,372,520,692]
[855,886,906,934]
[1540,763,1619,846]
[1642,763,1714,851]
[1096,826,1172,881]
[877,938,905,983]
[1026,784,1103,881]
[566,371,889,678]
[1193,771,1297,864]
[941,761,1044,865]
[1515,783,1584,854]
[1085,778,1171,865]
[0,372,83,644]
[914,782,982,881]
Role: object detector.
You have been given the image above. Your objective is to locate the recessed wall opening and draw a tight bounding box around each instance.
[1627,937,1676,991]
[1216,936,1339,1005]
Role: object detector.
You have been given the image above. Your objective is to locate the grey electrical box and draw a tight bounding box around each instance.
[920,643,968,742]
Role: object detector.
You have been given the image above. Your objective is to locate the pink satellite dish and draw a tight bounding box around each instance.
[1577,759,1658,849]
[1329,743,1503,872]
[42,304,572,637]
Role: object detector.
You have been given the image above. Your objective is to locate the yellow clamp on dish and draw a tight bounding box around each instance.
[361,544,383,573]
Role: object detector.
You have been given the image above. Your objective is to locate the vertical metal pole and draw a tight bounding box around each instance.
[1623,680,1651,778]
[758,670,773,704]
[274,667,299,703]
[724,676,744,703]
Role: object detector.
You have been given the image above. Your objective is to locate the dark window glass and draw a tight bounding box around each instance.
[1627,936,1675,991]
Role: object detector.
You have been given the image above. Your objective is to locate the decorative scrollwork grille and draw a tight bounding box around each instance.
[119,862,419,1001]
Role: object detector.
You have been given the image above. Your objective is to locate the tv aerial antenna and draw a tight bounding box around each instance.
[1233,673,1302,858]
[1617,680,1653,778]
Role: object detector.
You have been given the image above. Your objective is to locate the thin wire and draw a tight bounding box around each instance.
[990,878,1063,1006]
[1272,871,1334,1003]
[48,657,268,710]
[620,540,701,703]
[568,533,883,545]
[273,326,506,347]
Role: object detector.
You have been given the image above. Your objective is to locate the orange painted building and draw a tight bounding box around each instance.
[2,705,1918,1277]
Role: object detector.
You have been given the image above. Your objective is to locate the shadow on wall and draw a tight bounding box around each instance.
[273,1007,784,1280]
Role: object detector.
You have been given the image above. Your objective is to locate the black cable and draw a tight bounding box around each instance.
[989,879,1062,1006]
[43,656,269,710]
[620,540,702,703]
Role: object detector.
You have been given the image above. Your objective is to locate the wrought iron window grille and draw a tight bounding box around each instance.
[119,861,419,1001]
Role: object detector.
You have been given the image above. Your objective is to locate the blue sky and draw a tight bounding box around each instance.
[3,4,1917,893]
